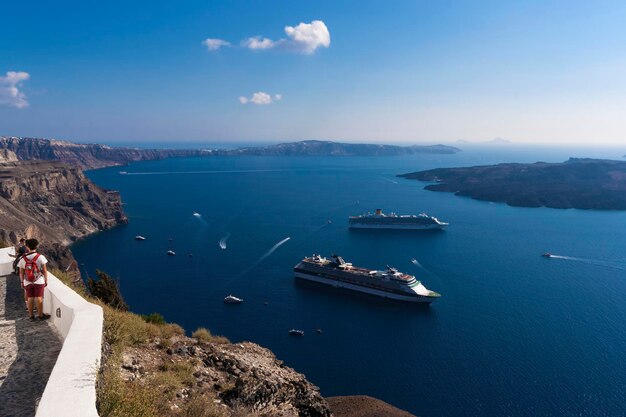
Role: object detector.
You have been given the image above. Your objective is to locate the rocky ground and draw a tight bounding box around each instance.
[118,336,331,417]
[0,273,63,417]
[327,396,415,417]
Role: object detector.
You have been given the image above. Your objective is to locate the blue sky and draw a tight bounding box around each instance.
[1,0,626,145]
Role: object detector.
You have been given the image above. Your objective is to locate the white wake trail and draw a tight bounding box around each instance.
[123,169,288,176]
[411,258,423,268]
[548,255,626,271]
[236,237,291,278]
[382,177,399,185]
[219,233,231,250]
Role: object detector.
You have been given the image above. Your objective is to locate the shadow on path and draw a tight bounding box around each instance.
[0,275,62,417]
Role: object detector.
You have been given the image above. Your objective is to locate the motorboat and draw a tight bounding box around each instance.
[167,250,176,256]
[289,329,304,336]
[224,295,243,304]
[135,236,146,241]
[542,253,553,258]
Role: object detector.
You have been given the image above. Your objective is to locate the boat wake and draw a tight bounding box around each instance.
[548,255,626,271]
[260,237,291,261]
[381,177,399,185]
[219,233,231,250]
[192,211,208,226]
[123,169,288,176]
[236,237,291,279]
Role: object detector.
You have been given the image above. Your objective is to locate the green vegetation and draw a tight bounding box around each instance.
[142,312,166,325]
[87,270,129,311]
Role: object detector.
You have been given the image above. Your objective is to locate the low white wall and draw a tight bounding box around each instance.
[0,247,102,417]
[0,246,15,275]
[35,271,103,417]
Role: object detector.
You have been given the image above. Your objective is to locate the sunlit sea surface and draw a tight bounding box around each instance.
[73,145,626,416]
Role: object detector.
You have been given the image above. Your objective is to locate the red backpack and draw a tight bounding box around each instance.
[24,253,41,282]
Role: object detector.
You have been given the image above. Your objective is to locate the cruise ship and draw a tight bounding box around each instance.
[294,255,440,303]
[349,209,448,230]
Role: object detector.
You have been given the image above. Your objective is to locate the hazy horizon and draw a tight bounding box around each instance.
[2,1,626,145]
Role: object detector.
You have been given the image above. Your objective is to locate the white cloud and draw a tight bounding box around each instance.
[0,71,30,109]
[202,38,231,51]
[242,20,330,54]
[239,91,281,105]
[250,92,272,105]
[244,37,275,50]
[284,20,330,54]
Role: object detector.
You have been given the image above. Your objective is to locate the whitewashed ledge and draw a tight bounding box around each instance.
[0,247,102,417]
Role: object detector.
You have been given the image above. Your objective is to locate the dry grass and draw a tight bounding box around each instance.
[192,327,230,344]
[50,267,227,416]
[158,360,196,387]
[179,396,230,417]
[97,359,161,417]
[87,290,186,416]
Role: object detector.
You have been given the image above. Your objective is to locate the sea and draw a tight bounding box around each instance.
[72,145,626,417]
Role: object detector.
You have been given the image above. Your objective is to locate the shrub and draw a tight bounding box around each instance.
[141,312,166,325]
[87,270,128,311]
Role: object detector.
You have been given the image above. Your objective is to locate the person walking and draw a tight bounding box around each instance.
[18,238,51,321]
[10,238,27,274]
[10,238,30,309]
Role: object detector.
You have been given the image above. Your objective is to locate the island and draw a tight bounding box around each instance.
[1,137,459,170]
[398,158,626,210]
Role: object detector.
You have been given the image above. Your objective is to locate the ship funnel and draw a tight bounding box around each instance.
[375,208,382,215]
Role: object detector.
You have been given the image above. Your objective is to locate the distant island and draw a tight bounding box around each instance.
[398,158,626,210]
[0,137,459,170]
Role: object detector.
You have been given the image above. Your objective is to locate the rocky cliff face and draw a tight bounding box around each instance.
[120,337,331,417]
[0,137,208,170]
[0,160,127,267]
[1,137,459,171]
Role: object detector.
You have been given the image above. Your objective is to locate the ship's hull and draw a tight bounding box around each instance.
[294,271,436,303]
[348,223,447,230]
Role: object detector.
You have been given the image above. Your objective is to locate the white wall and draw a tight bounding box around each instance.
[0,246,15,275]
[0,247,102,417]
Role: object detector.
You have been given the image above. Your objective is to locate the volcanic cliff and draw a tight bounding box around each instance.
[0,160,127,271]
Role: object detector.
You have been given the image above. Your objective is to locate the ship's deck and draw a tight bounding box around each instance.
[302,259,414,281]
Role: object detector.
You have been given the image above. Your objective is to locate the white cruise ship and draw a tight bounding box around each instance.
[349,208,448,230]
[294,255,440,303]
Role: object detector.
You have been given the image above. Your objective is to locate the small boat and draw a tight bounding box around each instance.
[289,329,304,336]
[224,295,243,304]
[167,250,176,256]
[193,212,201,217]
[135,236,146,241]
[188,253,193,257]
[542,253,553,258]
[316,329,323,334]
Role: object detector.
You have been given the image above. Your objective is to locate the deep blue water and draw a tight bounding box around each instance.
[72,146,626,417]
